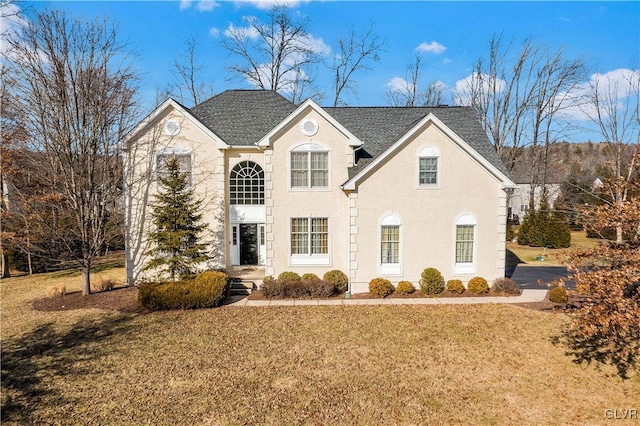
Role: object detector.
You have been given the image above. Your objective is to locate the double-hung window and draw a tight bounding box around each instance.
[418,145,440,187]
[380,214,402,275]
[290,217,330,265]
[290,144,329,188]
[455,214,476,274]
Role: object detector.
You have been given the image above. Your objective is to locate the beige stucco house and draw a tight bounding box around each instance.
[124,90,516,293]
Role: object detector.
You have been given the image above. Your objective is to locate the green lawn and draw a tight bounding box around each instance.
[2,261,638,425]
[507,231,601,266]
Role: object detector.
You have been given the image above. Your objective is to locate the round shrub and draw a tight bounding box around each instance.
[549,286,568,303]
[323,269,349,293]
[277,271,301,281]
[138,270,230,311]
[467,276,489,294]
[369,278,393,298]
[396,281,415,295]
[446,279,465,294]
[302,273,320,281]
[419,267,445,295]
[491,277,521,295]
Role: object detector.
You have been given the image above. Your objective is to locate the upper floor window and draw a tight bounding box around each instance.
[418,145,440,186]
[290,143,329,188]
[157,148,192,184]
[230,161,264,205]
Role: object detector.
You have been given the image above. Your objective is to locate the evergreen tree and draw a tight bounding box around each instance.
[144,155,209,281]
[517,194,571,248]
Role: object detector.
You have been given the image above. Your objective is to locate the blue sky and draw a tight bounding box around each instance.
[6,1,640,141]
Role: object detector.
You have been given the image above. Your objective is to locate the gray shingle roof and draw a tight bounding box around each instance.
[189,90,511,180]
[189,90,297,146]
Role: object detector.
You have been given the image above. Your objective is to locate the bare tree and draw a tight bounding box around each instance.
[164,36,215,107]
[330,22,384,106]
[221,5,321,101]
[385,54,446,107]
[581,69,640,243]
[6,9,139,294]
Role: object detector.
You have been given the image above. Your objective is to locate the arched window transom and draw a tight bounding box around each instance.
[230,161,264,205]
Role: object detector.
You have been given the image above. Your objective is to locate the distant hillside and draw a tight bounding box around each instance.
[503,142,636,185]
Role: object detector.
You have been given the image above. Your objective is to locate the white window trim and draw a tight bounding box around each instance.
[379,213,402,276]
[417,145,440,189]
[289,143,331,191]
[454,213,477,275]
[289,216,331,266]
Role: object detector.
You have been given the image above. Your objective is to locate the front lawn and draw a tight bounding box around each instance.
[507,230,601,266]
[1,263,638,425]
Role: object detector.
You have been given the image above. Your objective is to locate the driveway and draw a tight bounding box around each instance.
[508,265,573,290]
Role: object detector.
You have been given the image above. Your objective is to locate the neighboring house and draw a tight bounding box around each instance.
[124,90,515,293]
[507,182,562,224]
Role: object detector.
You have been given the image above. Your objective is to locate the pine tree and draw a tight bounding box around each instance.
[144,155,209,281]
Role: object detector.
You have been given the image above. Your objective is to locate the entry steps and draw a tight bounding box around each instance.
[229,277,255,296]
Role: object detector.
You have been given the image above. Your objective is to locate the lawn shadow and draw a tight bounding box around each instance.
[1,314,136,423]
[505,248,525,278]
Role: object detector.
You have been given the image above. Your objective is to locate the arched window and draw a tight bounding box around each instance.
[230,161,264,205]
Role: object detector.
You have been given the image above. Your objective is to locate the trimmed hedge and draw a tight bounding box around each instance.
[323,270,349,293]
[396,281,416,295]
[446,279,465,294]
[549,286,568,303]
[138,270,230,311]
[302,273,320,281]
[261,279,334,299]
[467,277,489,294]
[278,271,301,281]
[369,278,393,298]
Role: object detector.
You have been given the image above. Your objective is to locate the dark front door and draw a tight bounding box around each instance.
[239,224,258,265]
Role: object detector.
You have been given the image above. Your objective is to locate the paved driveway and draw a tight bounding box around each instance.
[508,265,572,289]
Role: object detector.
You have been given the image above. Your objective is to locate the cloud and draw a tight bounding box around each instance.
[234,0,309,9]
[453,72,506,106]
[209,27,220,37]
[416,41,446,55]
[179,0,220,11]
[386,77,413,93]
[0,3,28,56]
[224,23,260,39]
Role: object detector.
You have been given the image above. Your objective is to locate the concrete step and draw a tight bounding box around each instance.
[229,279,254,296]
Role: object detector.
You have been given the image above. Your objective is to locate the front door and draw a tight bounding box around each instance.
[239,224,258,265]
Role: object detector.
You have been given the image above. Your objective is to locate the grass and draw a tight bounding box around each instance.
[507,230,601,266]
[2,261,638,425]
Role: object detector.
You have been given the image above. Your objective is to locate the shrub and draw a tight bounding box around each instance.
[395,281,415,295]
[262,279,334,299]
[46,285,67,298]
[323,270,349,293]
[262,275,275,284]
[467,277,489,294]
[369,278,393,298]
[93,277,116,292]
[549,286,568,304]
[138,270,230,310]
[446,279,465,294]
[277,271,301,281]
[492,277,521,295]
[419,268,445,295]
[302,273,320,281]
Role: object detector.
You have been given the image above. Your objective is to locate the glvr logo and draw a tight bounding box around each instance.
[605,409,638,420]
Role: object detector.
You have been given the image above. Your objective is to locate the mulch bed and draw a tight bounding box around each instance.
[32,286,588,314]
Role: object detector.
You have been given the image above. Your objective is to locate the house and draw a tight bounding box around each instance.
[507,182,563,224]
[123,90,516,293]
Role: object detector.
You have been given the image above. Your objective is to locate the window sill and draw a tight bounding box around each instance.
[290,255,330,266]
[454,263,476,275]
[380,263,402,275]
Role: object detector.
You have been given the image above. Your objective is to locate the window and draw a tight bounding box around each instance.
[418,145,440,186]
[290,144,329,188]
[230,161,264,205]
[291,217,328,255]
[381,226,400,264]
[380,214,402,275]
[455,214,476,274]
[157,150,192,184]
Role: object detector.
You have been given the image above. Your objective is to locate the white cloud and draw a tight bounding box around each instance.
[209,27,220,37]
[224,23,260,39]
[234,0,309,10]
[416,41,446,55]
[386,77,413,93]
[0,3,28,56]
[442,58,451,65]
[453,72,506,106]
[179,0,220,12]
[300,34,331,57]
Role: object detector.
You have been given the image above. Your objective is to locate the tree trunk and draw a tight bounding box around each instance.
[1,251,9,279]
[81,261,91,296]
